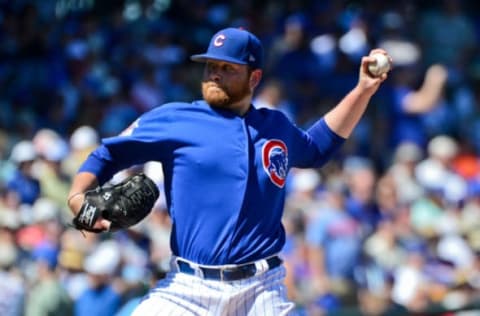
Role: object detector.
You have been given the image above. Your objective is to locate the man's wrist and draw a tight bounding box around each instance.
[67,192,84,214]
[353,84,376,98]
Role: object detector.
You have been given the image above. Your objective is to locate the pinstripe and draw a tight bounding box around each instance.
[276,282,281,315]
[188,274,194,316]
[205,281,211,316]
[131,263,294,315]
[239,281,244,316]
[187,276,194,316]
[232,284,236,316]
[171,275,179,316]
[179,278,186,316]
[262,275,266,316]
[197,272,207,316]
[243,279,248,316]
[213,280,221,316]
[229,288,238,316]
[190,274,199,315]
[252,278,258,316]
[227,281,233,315]
[190,275,198,314]
[273,282,279,315]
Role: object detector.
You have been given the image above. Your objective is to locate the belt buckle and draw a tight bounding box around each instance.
[218,263,237,282]
[221,267,240,281]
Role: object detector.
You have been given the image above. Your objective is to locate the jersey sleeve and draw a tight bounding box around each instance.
[79,106,174,184]
[289,117,346,168]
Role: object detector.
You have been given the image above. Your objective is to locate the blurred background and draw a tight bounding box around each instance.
[1,0,480,315]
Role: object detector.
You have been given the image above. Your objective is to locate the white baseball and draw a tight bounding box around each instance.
[368,53,391,77]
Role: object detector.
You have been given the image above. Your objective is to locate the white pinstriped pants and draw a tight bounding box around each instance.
[131,263,296,316]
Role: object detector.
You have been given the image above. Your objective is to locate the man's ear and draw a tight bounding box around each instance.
[250,69,263,89]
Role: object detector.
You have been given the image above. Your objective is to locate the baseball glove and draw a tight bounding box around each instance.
[72,173,159,233]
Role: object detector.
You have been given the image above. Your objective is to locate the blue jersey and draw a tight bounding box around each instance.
[79,100,344,265]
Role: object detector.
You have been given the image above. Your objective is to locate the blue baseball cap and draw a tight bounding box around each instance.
[191,28,264,69]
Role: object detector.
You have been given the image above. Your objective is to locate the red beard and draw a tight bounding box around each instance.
[202,81,230,107]
[202,79,251,108]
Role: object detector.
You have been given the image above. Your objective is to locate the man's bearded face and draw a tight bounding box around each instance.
[201,63,251,108]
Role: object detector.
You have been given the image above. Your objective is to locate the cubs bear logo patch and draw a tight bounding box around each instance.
[262,140,288,188]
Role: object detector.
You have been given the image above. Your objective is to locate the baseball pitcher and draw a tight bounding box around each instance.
[67,27,391,315]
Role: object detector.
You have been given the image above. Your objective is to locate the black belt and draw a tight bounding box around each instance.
[175,256,282,281]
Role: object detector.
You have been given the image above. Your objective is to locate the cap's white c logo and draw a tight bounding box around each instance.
[213,34,225,47]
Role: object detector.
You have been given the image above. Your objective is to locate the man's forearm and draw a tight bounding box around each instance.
[325,87,372,138]
[323,85,374,138]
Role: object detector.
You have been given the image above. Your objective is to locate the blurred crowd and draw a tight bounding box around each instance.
[2,0,480,315]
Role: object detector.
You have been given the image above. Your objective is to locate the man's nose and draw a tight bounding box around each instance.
[209,72,221,82]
